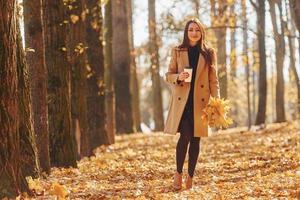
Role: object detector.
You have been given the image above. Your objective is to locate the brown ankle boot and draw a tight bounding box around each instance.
[173,172,182,190]
[185,175,193,189]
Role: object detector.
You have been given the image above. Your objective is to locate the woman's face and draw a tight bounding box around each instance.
[187,22,201,44]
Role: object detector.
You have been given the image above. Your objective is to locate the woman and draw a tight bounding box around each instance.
[164,18,220,190]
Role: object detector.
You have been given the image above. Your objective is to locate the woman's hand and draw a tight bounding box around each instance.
[177,71,190,81]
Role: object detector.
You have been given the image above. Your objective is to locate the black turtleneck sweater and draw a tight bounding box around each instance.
[182,44,200,119]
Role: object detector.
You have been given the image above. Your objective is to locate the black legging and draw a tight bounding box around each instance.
[176,113,201,177]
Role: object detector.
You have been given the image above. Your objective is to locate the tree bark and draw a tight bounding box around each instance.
[230,3,237,78]
[210,0,228,98]
[67,0,90,157]
[286,0,300,118]
[268,0,286,122]
[289,0,300,32]
[17,22,40,179]
[23,0,50,173]
[111,0,134,134]
[86,0,110,149]
[104,0,116,142]
[127,0,142,132]
[43,0,78,167]
[254,0,267,125]
[148,0,164,131]
[229,2,238,126]
[0,1,28,197]
[241,0,251,128]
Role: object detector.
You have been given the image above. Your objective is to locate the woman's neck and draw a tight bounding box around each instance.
[189,41,198,47]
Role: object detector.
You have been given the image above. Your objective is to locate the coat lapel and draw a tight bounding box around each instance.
[196,53,206,80]
[180,48,206,80]
[181,49,189,68]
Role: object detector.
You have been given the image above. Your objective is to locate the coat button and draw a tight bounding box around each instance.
[173,82,176,84]
[201,85,204,88]
[180,84,183,86]
[178,97,181,100]
[202,98,205,101]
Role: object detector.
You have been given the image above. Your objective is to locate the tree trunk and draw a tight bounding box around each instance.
[86,0,110,149]
[229,2,238,126]
[23,0,50,173]
[0,1,28,197]
[254,0,267,125]
[112,0,134,134]
[191,0,200,16]
[241,0,251,129]
[210,0,228,98]
[43,0,78,167]
[230,3,237,78]
[104,0,116,143]
[288,34,300,118]
[17,22,40,180]
[252,38,258,123]
[286,0,300,118]
[148,0,164,131]
[127,0,142,132]
[268,0,286,122]
[289,0,300,76]
[67,0,90,157]
[289,0,300,32]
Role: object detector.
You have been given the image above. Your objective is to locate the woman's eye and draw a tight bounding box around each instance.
[188,29,200,32]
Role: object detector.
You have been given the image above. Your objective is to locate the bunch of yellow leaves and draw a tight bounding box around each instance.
[202,97,233,129]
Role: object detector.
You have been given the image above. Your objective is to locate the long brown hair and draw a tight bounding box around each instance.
[178,18,213,66]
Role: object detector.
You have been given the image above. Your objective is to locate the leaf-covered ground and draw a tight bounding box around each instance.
[27,122,300,199]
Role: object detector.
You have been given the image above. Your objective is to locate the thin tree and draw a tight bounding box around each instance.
[148,0,164,131]
[104,0,116,142]
[268,0,286,122]
[250,0,267,125]
[111,0,134,133]
[289,0,300,70]
[43,0,78,167]
[210,0,228,98]
[23,0,50,173]
[285,0,300,117]
[17,21,40,179]
[241,0,251,128]
[289,0,300,32]
[190,0,200,16]
[229,1,238,126]
[86,0,110,148]
[127,0,142,132]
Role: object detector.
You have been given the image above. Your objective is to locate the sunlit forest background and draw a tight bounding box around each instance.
[1,0,300,199]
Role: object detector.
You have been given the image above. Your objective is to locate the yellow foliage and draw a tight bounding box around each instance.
[17,123,300,199]
[49,182,69,200]
[70,14,79,24]
[26,176,44,194]
[202,97,233,128]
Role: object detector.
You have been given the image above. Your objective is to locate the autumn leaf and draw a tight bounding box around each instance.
[49,182,69,200]
[202,97,233,128]
[20,121,300,199]
[26,176,44,194]
[70,14,79,24]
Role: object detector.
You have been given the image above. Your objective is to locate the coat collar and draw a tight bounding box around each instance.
[180,49,206,80]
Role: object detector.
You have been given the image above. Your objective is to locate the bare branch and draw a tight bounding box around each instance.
[249,0,258,11]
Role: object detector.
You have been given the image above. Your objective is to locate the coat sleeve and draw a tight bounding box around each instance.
[209,49,220,98]
[165,47,182,85]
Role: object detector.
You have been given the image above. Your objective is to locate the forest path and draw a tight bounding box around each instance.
[31,122,300,199]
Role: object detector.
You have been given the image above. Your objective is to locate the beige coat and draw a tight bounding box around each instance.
[164,47,220,137]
